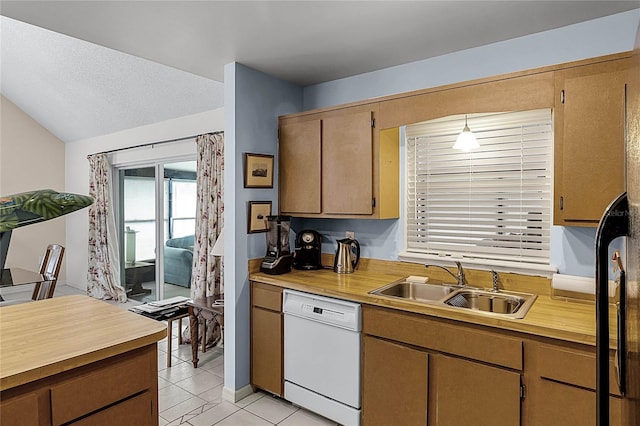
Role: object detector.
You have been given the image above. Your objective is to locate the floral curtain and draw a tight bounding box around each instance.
[191,133,224,299]
[86,153,127,302]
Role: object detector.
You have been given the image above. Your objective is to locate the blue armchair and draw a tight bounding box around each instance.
[164,235,194,287]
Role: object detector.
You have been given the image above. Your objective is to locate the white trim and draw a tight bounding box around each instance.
[397,251,557,278]
[222,384,254,403]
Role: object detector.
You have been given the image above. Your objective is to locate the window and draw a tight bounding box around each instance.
[403,109,553,271]
[164,178,197,238]
[123,174,156,261]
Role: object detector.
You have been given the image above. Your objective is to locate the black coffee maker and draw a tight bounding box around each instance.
[293,230,323,270]
[260,216,293,275]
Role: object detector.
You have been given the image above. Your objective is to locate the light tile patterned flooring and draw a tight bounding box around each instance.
[4,285,339,426]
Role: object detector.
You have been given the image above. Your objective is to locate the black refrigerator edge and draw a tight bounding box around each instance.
[595,15,640,426]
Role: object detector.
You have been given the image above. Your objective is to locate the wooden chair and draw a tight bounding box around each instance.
[31,244,64,300]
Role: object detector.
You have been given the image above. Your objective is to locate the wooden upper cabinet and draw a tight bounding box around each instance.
[322,110,373,214]
[279,119,321,214]
[278,104,399,219]
[554,57,629,226]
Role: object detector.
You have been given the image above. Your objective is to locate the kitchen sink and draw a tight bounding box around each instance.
[443,288,537,319]
[370,279,537,319]
[369,280,458,303]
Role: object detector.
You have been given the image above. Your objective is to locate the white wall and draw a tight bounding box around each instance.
[0,95,66,277]
[64,108,224,290]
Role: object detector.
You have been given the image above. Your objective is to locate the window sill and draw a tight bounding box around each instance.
[397,251,558,278]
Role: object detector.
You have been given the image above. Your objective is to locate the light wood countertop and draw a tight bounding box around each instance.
[250,268,617,348]
[0,295,167,391]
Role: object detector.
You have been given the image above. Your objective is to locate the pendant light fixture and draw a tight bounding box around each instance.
[453,115,479,151]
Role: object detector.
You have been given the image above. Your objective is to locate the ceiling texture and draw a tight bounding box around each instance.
[1,1,639,143]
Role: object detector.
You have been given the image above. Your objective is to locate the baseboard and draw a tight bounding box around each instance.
[62,281,84,291]
[222,384,254,403]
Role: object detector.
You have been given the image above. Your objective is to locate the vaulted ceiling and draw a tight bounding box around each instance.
[1,1,638,143]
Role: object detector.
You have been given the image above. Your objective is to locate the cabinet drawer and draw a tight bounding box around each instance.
[537,344,621,396]
[70,391,156,426]
[363,306,522,370]
[50,346,155,425]
[252,282,282,311]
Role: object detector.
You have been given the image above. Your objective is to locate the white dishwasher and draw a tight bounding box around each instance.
[283,289,361,426]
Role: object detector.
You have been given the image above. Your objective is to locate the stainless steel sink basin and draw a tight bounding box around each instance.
[443,288,537,319]
[370,279,537,319]
[369,280,457,303]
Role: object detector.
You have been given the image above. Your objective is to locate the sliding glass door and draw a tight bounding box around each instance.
[161,161,197,300]
[119,159,196,302]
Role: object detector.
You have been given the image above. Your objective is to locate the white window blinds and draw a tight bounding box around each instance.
[405,109,553,265]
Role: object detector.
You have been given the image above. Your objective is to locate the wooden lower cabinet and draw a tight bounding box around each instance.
[429,354,521,426]
[524,341,622,426]
[245,291,623,426]
[362,336,428,426]
[361,335,522,426]
[250,282,284,396]
[362,306,523,426]
[531,379,621,426]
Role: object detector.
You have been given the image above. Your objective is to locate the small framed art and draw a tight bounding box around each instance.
[244,153,274,188]
[247,201,272,233]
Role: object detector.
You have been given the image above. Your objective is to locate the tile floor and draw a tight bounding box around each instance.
[3,284,339,426]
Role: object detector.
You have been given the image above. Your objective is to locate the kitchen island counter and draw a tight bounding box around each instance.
[0,295,166,425]
[0,294,167,391]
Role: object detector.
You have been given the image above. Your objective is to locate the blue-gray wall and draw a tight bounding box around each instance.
[223,62,302,393]
[297,9,640,278]
[223,9,640,395]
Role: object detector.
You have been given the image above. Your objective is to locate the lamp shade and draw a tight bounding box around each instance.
[211,227,224,256]
[453,116,479,151]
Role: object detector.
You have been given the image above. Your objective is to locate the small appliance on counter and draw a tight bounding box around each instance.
[293,229,323,270]
[333,237,360,274]
[260,215,293,275]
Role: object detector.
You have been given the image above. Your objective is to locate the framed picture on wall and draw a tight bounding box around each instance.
[247,201,272,233]
[244,153,274,188]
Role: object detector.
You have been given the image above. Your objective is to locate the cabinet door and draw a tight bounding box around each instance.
[0,393,39,426]
[429,354,521,426]
[251,306,283,396]
[322,111,373,214]
[526,342,622,426]
[279,119,321,214]
[362,335,428,426]
[534,379,621,426]
[555,59,627,224]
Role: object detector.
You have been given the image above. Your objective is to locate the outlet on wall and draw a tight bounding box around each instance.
[345,231,355,239]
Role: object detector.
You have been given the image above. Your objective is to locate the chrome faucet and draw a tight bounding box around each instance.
[424,261,467,287]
